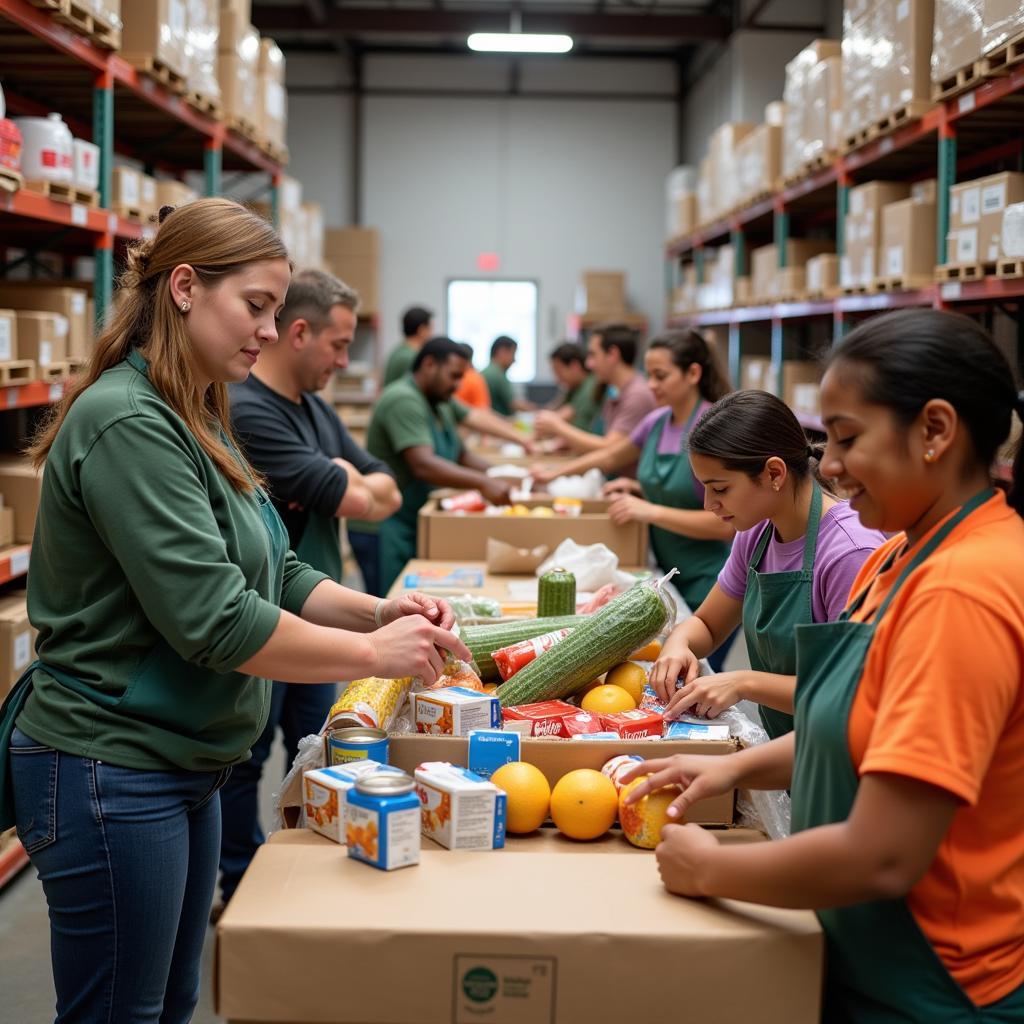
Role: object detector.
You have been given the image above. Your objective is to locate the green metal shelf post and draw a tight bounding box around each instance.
[694,245,706,285]
[836,174,851,258]
[728,322,742,389]
[270,173,282,229]
[204,139,223,197]
[770,316,784,397]
[730,228,745,280]
[92,67,114,329]
[937,112,957,267]
[774,204,789,268]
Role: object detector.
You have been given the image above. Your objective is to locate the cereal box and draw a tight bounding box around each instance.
[502,699,578,738]
[414,762,507,850]
[413,687,501,735]
[467,729,521,779]
[302,761,403,843]
[600,708,665,740]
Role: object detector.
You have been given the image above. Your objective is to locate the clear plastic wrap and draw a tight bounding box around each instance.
[1002,201,1024,257]
[185,0,220,101]
[447,593,503,624]
[982,0,1023,56]
[932,0,985,84]
[271,731,325,833]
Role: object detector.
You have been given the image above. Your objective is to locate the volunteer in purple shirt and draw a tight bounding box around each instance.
[533,332,735,656]
[650,390,885,739]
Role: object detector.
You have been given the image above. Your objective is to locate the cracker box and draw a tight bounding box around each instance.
[467,729,520,779]
[302,761,403,843]
[414,762,507,850]
[502,699,578,738]
[600,708,665,740]
[413,687,501,736]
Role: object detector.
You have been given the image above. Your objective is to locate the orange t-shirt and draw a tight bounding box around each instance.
[453,367,491,409]
[846,490,1024,1005]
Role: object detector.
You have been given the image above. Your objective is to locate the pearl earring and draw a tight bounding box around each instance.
[180,300,191,313]
[924,449,936,463]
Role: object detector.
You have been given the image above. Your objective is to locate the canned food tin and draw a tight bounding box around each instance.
[345,771,421,871]
[326,726,389,766]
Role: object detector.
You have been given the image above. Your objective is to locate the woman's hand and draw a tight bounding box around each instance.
[602,477,642,498]
[532,410,567,440]
[619,753,741,823]
[530,464,560,487]
[380,592,457,631]
[657,824,722,898]
[664,671,746,720]
[608,494,655,525]
[369,615,471,685]
[648,631,701,702]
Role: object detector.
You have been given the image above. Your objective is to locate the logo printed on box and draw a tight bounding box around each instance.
[454,955,556,1024]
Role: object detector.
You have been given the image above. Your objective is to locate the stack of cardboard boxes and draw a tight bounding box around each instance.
[574,271,628,322]
[325,228,380,317]
[0,284,97,378]
[932,0,1024,92]
[782,41,842,180]
[218,3,260,134]
[734,104,785,207]
[184,0,221,106]
[841,181,911,288]
[665,166,697,242]
[880,179,938,286]
[750,240,835,303]
[739,357,823,415]
[0,591,37,702]
[257,38,287,155]
[947,171,1024,268]
[120,0,189,83]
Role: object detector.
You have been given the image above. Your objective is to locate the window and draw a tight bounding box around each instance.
[446,279,538,384]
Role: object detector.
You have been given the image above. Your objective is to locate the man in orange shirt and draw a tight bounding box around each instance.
[452,343,491,409]
[621,309,1024,1021]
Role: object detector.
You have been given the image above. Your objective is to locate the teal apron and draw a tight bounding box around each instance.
[742,481,823,740]
[378,408,461,595]
[637,404,729,613]
[0,454,289,832]
[792,488,1024,1022]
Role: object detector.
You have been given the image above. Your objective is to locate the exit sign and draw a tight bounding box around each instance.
[477,252,501,272]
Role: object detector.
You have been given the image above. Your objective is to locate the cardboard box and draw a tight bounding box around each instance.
[0,309,17,363]
[575,270,626,317]
[979,171,1024,262]
[709,121,755,214]
[842,7,884,137]
[111,166,141,211]
[120,0,187,78]
[751,244,779,301]
[417,496,648,565]
[139,174,158,221]
[413,688,502,736]
[0,507,13,548]
[0,592,36,698]
[932,0,984,83]
[185,0,220,101]
[257,38,286,147]
[913,177,939,202]
[781,361,822,409]
[155,179,198,210]
[15,312,67,371]
[783,40,842,177]
[0,285,90,360]
[735,123,781,206]
[806,253,839,293]
[843,180,912,285]
[741,355,774,392]
[215,841,823,1023]
[876,0,936,115]
[0,458,43,544]
[881,197,937,280]
[982,0,1024,54]
[324,227,380,314]
[217,21,260,126]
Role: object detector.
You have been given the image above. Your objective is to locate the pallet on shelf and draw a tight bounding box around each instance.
[840,283,873,295]
[257,138,290,166]
[0,361,36,385]
[934,261,998,282]
[122,53,188,95]
[780,151,836,189]
[842,100,934,154]
[25,0,62,8]
[185,91,223,121]
[874,275,934,292]
[0,168,24,195]
[931,61,985,102]
[226,115,261,143]
[46,358,86,379]
[24,179,99,208]
[806,287,843,301]
[110,203,144,222]
[996,259,1024,279]
[979,30,1024,78]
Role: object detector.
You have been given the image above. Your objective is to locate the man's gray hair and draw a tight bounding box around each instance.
[281,268,360,332]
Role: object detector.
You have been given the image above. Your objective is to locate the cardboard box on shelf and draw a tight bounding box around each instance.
[806,253,839,294]
[0,310,16,363]
[215,839,823,1024]
[843,180,912,285]
[0,592,36,699]
[881,197,937,281]
[257,37,286,147]
[735,123,781,206]
[776,265,807,298]
[781,361,822,408]
[217,21,259,127]
[111,166,141,212]
[876,0,936,117]
[842,7,883,138]
[0,457,43,544]
[741,355,774,392]
[932,0,985,83]
[139,174,158,221]
[709,121,755,214]
[913,177,939,202]
[978,171,1024,262]
[783,39,842,177]
[0,285,90,360]
[155,179,198,209]
[575,271,626,317]
[15,312,67,372]
[417,495,648,565]
[751,244,779,302]
[184,0,220,102]
[0,506,13,548]
[982,0,1024,55]
[120,0,188,78]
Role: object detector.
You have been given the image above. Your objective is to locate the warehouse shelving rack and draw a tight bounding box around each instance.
[0,0,290,887]
[666,65,1024,417]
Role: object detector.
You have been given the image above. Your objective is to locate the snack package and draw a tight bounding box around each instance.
[327,676,414,732]
[423,659,486,692]
[441,490,488,512]
[492,628,572,681]
[562,711,605,737]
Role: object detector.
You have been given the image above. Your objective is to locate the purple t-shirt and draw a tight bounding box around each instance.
[718,501,886,622]
[630,405,707,502]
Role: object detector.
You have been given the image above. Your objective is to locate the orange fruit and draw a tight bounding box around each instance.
[630,639,663,662]
[604,662,647,704]
[576,675,606,698]
[580,683,637,715]
[618,776,681,849]
[550,769,618,840]
[491,762,551,834]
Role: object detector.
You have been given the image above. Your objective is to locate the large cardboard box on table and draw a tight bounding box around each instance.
[417,495,648,565]
[0,285,90,360]
[324,227,380,315]
[0,592,37,700]
[120,0,188,79]
[15,312,67,374]
[0,457,43,544]
[215,840,823,1023]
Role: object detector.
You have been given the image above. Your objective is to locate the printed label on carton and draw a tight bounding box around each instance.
[886,246,903,276]
[955,228,978,262]
[468,730,520,779]
[962,187,981,224]
[13,630,30,671]
[71,293,86,315]
[0,320,10,362]
[982,181,1008,215]
[39,342,52,366]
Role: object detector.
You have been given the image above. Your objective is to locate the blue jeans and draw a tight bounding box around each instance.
[9,726,230,1024]
[217,680,335,903]
[347,528,381,597]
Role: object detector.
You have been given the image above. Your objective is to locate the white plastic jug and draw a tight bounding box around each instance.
[73,138,100,192]
[14,113,73,184]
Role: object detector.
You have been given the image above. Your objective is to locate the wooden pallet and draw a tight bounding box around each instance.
[123,53,187,95]
[805,287,843,301]
[873,275,933,292]
[26,0,62,9]
[111,203,144,221]
[46,358,86,379]
[842,100,933,153]
[931,60,985,102]
[996,258,1024,279]
[0,361,36,385]
[780,151,836,189]
[776,292,812,304]
[0,167,23,195]
[934,261,997,282]
[25,179,99,207]
[979,30,1024,77]
[840,283,872,295]
[185,91,224,121]
[226,114,261,141]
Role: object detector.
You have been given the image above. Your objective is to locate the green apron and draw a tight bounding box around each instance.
[378,407,462,595]
[742,481,823,740]
[637,404,729,613]
[792,488,1024,1022]
[0,476,289,830]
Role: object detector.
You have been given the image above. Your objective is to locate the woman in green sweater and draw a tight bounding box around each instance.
[1,199,468,1023]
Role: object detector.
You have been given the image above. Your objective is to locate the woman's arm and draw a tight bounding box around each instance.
[610,500,734,541]
[532,434,640,485]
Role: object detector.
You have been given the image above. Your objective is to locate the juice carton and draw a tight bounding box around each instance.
[413,687,501,735]
[345,771,422,871]
[502,699,578,738]
[600,708,665,740]
[468,729,521,779]
[414,762,507,850]
[303,761,403,843]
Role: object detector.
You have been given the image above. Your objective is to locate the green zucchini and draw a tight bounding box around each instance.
[498,579,674,708]
[537,567,576,617]
[463,616,585,682]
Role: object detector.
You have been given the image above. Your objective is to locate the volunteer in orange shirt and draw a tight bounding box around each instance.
[623,308,1024,1021]
[452,343,491,409]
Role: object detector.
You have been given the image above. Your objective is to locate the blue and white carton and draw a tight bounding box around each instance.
[414,762,507,850]
[467,729,521,779]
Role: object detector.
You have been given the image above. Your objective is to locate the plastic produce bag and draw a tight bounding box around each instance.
[545,468,605,500]
[271,731,325,833]
[536,539,637,593]
[448,593,503,624]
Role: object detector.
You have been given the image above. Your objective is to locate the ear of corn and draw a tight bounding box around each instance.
[497,580,673,708]
[462,616,585,682]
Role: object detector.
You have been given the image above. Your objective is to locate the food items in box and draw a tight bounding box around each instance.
[580,684,637,715]
[328,676,414,732]
[325,726,389,766]
[571,731,621,741]
[463,616,584,683]
[496,576,675,708]
[537,566,576,617]
[600,708,665,740]
[640,684,668,713]
[604,662,648,704]
[664,719,731,741]
[492,628,572,681]
[550,768,618,840]
[413,687,501,735]
[303,760,403,842]
[552,497,582,517]
[619,776,681,848]
[562,711,604,737]
[630,639,662,661]
[424,658,485,692]
[490,761,550,833]
[502,699,578,738]
[414,762,507,850]
[602,754,644,791]
[467,729,521,779]
[441,490,487,512]
[346,771,422,870]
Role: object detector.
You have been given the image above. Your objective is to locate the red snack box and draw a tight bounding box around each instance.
[600,708,665,740]
[502,699,578,738]
[562,711,604,737]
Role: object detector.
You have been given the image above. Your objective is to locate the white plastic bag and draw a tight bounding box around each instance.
[536,539,637,592]
[545,467,605,500]
[271,731,326,833]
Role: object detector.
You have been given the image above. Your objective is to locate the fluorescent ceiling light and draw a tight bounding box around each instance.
[467,32,574,54]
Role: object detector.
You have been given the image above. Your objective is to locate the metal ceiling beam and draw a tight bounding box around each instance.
[253,7,731,41]
[278,38,691,60]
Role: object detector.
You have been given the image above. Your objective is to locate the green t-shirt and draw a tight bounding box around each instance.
[367,376,468,500]
[383,343,418,386]
[482,361,515,417]
[18,356,328,772]
[566,374,601,431]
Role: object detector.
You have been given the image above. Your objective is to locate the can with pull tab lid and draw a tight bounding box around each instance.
[345,771,421,871]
